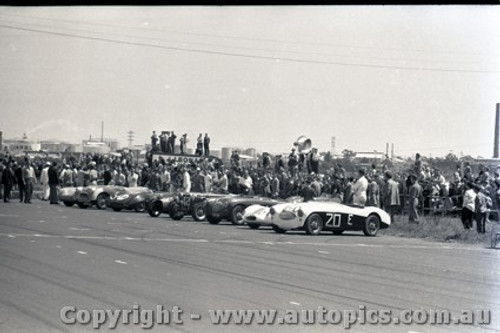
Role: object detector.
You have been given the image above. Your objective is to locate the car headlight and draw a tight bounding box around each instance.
[117,194,130,200]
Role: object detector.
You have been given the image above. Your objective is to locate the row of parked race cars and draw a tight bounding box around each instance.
[58,185,391,236]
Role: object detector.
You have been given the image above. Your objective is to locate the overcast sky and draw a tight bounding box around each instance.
[0,6,499,158]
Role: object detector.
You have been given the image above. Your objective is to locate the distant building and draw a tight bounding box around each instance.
[82,138,120,154]
[354,151,385,159]
[243,148,257,158]
[2,134,41,156]
[40,140,78,153]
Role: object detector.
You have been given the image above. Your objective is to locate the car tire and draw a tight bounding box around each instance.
[272,225,286,234]
[134,202,145,213]
[77,202,89,209]
[96,193,108,210]
[305,213,323,235]
[363,214,380,236]
[230,205,246,225]
[207,216,221,224]
[192,205,206,221]
[332,230,344,235]
[112,207,122,212]
[247,223,260,229]
[63,201,74,207]
[148,200,162,217]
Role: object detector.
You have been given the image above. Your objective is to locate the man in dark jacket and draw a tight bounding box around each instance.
[14,162,25,203]
[48,162,59,204]
[1,162,16,202]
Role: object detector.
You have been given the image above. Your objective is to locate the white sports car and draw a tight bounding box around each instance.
[243,201,391,236]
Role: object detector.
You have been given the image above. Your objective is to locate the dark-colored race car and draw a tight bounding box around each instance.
[147,192,231,221]
[107,187,156,212]
[75,185,126,209]
[205,196,283,225]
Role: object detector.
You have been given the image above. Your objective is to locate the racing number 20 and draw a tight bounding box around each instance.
[325,213,353,227]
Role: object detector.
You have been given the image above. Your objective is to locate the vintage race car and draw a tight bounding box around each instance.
[58,186,85,207]
[147,192,231,221]
[266,201,391,236]
[241,196,330,229]
[107,187,156,212]
[205,196,283,225]
[75,185,126,209]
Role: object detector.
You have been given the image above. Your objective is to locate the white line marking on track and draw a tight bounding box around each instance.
[77,251,87,255]
[289,301,301,306]
[318,250,330,254]
[115,260,127,265]
[69,227,91,231]
[0,214,20,217]
[0,233,493,252]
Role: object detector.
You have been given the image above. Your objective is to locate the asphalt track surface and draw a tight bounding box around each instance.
[0,200,499,333]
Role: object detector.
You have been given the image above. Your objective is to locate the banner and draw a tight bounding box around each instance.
[152,153,222,165]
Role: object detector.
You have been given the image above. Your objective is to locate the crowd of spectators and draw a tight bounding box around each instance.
[150,130,210,156]
[1,147,498,234]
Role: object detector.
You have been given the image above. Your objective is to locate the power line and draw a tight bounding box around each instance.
[0,11,498,58]
[0,17,484,67]
[0,23,497,74]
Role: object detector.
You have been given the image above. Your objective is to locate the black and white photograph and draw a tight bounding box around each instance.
[0,5,499,332]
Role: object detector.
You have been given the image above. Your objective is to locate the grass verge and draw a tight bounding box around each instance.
[379,214,498,246]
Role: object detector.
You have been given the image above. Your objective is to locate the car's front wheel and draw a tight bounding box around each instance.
[63,201,74,207]
[230,205,246,225]
[192,205,206,221]
[96,193,109,210]
[305,213,323,235]
[148,201,162,217]
[363,214,380,236]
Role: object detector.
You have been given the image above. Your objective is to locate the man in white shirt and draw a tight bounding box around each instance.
[182,167,191,193]
[40,162,50,201]
[127,168,139,188]
[238,170,253,195]
[461,182,477,230]
[352,168,369,206]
